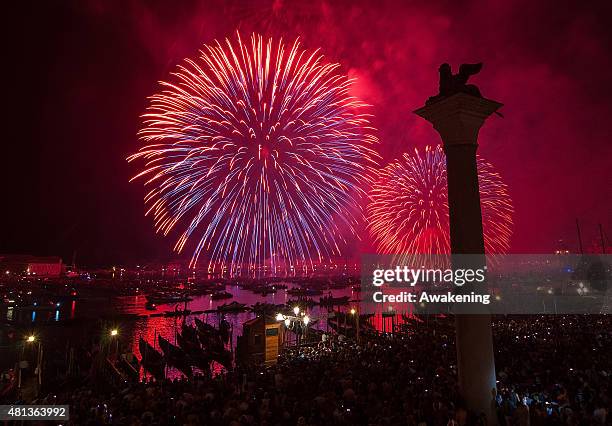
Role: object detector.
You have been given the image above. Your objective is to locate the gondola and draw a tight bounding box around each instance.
[118,352,141,382]
[158,335,192,378]
[209,347,232,370]
[176,332,211,372]
[193,318,232,369]
[138,338,165,381]
[194,318,225,351]
[181,322,199,343]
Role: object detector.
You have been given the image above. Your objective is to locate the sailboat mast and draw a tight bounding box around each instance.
[576,219,584,254]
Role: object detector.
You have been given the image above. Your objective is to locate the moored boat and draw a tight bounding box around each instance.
[138,338,165,381]
[287,288,323,296]
[158,335,192,378]
[210,291,233,300]
[217,301,248,312]
[319,295,350,306]
[146,292,192,304]
[176,327,211,372]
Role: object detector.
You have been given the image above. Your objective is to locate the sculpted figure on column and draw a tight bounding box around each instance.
[427,62,484,105]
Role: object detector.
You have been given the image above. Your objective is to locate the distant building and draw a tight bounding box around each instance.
[0,255,64,278]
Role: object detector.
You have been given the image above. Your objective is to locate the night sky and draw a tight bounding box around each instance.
[2,0,611,266]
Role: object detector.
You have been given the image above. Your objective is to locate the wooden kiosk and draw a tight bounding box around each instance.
[236,316,284,365]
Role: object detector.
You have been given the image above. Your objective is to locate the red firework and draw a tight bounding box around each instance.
[367,145,513,256]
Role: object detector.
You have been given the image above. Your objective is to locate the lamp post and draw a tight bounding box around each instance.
[276,309,313,347]
[110,329,119,356]
[350,307,360,343]
[19,334,41,398]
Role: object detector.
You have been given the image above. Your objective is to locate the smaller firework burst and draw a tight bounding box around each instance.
[367,146,513,258]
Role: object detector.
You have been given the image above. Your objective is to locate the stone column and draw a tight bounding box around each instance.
[414,92,502,423]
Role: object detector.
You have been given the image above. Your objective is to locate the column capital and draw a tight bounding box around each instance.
[413,93,503,146]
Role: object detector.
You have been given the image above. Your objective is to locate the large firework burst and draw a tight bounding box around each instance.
[128,33,378,273]
[367,145,513,256]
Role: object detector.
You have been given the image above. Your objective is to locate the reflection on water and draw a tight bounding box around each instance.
[1,283,416,379]
[118,285,354,361]
[3,284,370,377]
[124,285,362,377]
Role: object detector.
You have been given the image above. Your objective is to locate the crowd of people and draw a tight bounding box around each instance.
[28,315,612,425]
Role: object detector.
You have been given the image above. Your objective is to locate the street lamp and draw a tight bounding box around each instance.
[350,307,360,343]
[109,329,119,356]
[20,334,42,397]
[277,308,318,347]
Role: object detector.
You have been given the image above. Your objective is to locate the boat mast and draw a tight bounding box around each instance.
[599,224,606,254]
[575,219,584,254]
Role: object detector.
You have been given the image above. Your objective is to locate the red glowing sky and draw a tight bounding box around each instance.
[2,0,611,265]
